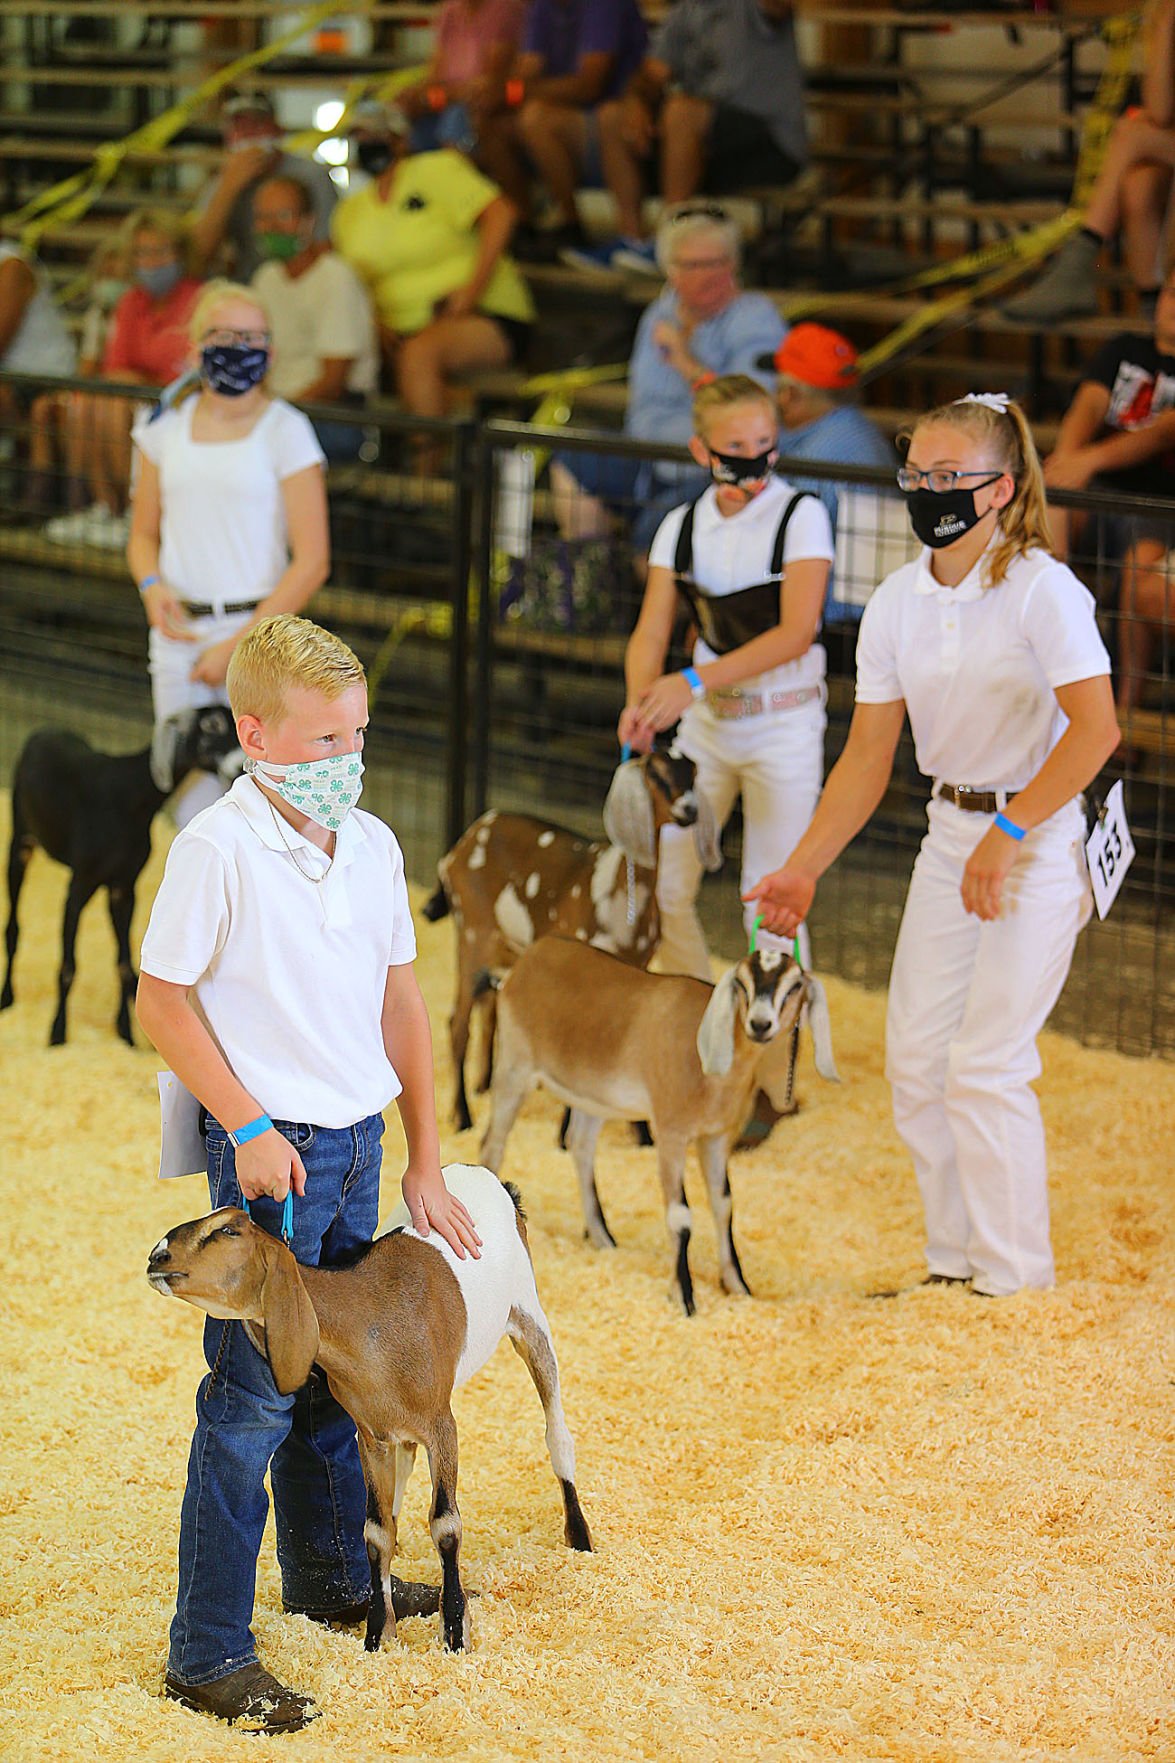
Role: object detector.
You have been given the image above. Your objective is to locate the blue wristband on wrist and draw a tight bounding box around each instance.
[682,666,706,700]
[994,811,1026,842]
[228,1113,273,1148]
[138,573,160,595]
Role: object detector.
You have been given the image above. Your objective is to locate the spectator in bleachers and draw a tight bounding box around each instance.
[475,0,649,259]
[45,210,202,551]
[397,0,527,158]
[127,280,329,827]
[251,175,378,463]
[191,90,338,283]
[333,100,534,424]
[0,239,76,442]
[1003,0,1175,323]
[28,238,128,514]
[1043,261,1175,725]
[563,0,808,275]
[551,202,785,554]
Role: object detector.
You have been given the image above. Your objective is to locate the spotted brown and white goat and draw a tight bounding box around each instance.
[481,941,839,1315]
[424,744,721,1131]
[146,1163,591,1656]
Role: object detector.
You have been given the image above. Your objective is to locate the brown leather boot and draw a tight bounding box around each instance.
[164,1663,321,1733]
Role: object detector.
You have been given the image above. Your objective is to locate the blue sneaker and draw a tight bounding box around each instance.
[559,237,626,274]
[611,238,661,276]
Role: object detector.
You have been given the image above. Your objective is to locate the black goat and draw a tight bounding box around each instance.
[2,708,243,1047]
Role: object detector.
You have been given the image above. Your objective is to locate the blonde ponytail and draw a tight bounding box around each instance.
[905,394,1053,586]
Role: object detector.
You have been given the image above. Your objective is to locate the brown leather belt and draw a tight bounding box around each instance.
[707,684,823,720]
[182,598,261,618]
[935,782,1010,813]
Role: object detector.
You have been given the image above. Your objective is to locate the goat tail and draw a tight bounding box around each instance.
[501,1179,527,1222]
[472,967,502,1000]
[422,881,451,922]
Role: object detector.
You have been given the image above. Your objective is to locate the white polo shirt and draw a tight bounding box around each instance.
[855,542,1111,789]
[649,476,835,696]
[140,774,417,1128]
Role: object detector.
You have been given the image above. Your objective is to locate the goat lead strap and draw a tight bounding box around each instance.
[748,912,763,954]
[241,1190,295,1246]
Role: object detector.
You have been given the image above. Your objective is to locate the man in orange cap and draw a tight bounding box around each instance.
[758,322,894,631]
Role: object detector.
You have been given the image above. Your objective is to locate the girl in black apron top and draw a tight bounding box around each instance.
[619,373,835,981]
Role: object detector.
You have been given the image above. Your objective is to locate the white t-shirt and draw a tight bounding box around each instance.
[132,397,325,606]
[0,242,76,375]
[139,774,417,1128]
[649,476,836,695]
[252,251,378,400]
[855,542,1111,788]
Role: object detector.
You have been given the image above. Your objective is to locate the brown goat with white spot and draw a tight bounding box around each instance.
[424,745,721,1131]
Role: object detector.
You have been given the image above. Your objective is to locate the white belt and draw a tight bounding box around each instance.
[706,684,823,721]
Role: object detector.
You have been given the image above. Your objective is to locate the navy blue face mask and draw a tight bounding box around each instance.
[201,343,270,397]
[708,445,777,487]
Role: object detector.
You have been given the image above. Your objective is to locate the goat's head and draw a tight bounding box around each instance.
[150,707,245,795]
[696,949,839,1085]
[602,741,722,872]
[146,1208,320,1394]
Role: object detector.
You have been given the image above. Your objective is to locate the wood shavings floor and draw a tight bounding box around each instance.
[0,804,1172,1763]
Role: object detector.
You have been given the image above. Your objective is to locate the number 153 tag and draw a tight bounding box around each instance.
[1085,779,1135,919]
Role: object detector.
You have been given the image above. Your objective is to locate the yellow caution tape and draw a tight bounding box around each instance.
[4,0,357,247]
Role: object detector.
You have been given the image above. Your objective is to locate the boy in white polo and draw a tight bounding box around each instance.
[620,373,834,979]
[137,614,480,1733]
[747,394,1118,1298]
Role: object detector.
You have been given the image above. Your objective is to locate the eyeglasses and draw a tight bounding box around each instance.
[896,466,1002,494]
[202,328,271,349]
[667,203,730,224]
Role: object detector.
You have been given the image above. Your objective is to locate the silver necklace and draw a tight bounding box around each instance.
[265,793,332,885]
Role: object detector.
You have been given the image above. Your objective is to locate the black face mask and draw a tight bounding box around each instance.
[708,445,777,488]
[904,476,1000,549]
[356,139,393,177]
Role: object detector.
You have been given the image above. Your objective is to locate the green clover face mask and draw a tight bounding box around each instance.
[255,229,301,262]
[250,753,365,831]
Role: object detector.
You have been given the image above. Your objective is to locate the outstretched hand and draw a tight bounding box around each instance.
[742,864,816,938]
[403,1163,482,1258]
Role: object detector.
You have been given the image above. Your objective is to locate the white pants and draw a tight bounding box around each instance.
[149,611,250,830]
[886,796,1092,1296]
[655,690,826,980]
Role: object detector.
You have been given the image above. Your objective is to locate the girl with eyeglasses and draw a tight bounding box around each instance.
[128,281,329,825]
[747,394,1120,1297]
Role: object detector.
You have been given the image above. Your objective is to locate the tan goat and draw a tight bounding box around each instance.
[147,1163,592,1655]
[481,941,839,1315]
[424,745,721,1131]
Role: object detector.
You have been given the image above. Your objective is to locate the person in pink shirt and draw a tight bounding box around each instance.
[398,0,526,158]
[46,209,202,550]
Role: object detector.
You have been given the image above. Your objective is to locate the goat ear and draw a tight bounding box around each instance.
[804,976,840,1082]
[691,786,723,874]
[696,967,740,1077]
[602,761,656,867]
[259,1246,320,1395]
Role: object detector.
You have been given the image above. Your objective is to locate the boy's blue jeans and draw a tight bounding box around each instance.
[167,1113,383,1687]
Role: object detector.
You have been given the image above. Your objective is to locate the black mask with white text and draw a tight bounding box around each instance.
[708,445,777,488]
[904,477,999,549]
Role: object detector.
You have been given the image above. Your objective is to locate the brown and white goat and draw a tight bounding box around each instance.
[146,1163,591,1655]
[481,941,839,1315]
[424,745,721,1131]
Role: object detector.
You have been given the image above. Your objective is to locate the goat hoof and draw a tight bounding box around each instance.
[0,987,13,1011]
[48,1025,65,1047]
[443,1607,470,1652]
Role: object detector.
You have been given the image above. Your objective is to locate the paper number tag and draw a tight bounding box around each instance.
[1084,779,1135,919]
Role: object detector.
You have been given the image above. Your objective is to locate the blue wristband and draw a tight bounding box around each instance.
[228,1112,274,1148]
[682,666,706,700]
[994,811,1026,842]
[138,573,160,595]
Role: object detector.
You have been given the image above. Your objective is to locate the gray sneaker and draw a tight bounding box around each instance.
[1001,231,1102,324]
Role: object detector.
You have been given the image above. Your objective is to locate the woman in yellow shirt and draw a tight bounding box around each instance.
[333,99,534,421]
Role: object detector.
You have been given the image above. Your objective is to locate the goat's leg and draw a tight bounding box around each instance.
[507,1304,592,1552]
[50,871,98,1046]
[1,815,35,1011]
[449,954,477,1132]
[655,1136,696,1316]
[107,880,137,1046]
[392,1441,417,1537]
[698,1131,752,1298]
[358,1437,440,1649]
[479,1066,530,1174]
[426,1410,469,1651]
[473,989,497,1094]
[564,1109,616,1249]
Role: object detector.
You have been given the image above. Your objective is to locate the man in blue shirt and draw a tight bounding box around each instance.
[476,0,647,258]
[759,323,895,627]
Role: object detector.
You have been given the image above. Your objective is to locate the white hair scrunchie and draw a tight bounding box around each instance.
[956,391,1011,414]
